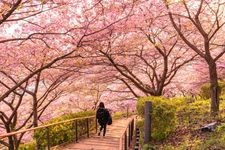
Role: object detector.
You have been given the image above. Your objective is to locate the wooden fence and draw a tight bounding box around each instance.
[0,116,97,150]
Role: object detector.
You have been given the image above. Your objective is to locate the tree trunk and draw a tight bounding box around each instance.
[33,95,38,127]
[208,61,219,116]
[8,137,14,150]
[33,96,41,150]
[6,126,14,150]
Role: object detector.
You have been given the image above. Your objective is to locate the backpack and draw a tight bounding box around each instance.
[107,114,112,125]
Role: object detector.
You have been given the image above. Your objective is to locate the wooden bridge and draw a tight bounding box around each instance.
[0,115,137,150]
[56,117,135,150]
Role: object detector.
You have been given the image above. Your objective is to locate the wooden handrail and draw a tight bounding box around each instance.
[0,115,95,139]
[119,116,135,150]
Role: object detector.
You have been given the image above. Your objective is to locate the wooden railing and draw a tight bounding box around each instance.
[119,116,135,150]
[0,116,97,150]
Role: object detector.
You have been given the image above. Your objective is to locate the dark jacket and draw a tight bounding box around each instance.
[96,108,110,125]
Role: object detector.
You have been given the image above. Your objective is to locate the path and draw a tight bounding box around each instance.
[56,117,134,150]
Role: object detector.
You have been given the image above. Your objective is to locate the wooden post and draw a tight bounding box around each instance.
[124,130,127,150]
[86,118,89,138]
[36,133,41,150]
[96,117,98,133]
[128,124,131,147]
[46,127,50,150]
[144,101,152,144]
[75,120,78,142]
[126,106,129,118]
[131,119,134,140]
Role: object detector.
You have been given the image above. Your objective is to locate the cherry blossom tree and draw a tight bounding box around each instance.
[92,4,197,97]
[0,0,135,149]
[164,0,225,115]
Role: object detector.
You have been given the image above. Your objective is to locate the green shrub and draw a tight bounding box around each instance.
[169,96,187,107]
[142,144,155,150]
[175,99,211,128]
[33,110,95,149]
[218,99,225,119]
[112,111,129,119]
[199,81,225,99]
[136,96,177,141]
[19,141,36,150]
[217,123,225,143]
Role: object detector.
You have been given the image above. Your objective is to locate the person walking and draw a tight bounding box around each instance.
[96,102,110,136]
